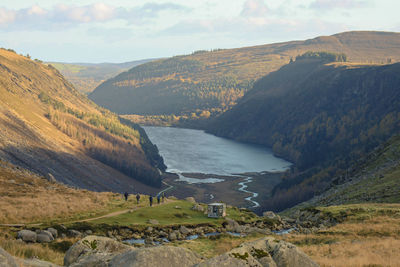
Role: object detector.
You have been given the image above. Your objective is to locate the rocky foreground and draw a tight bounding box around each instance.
[1,235,319,267]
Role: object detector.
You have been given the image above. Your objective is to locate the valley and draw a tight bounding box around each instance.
[1,28,400,267]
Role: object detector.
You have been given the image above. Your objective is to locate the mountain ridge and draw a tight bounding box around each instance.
[89,31,400,117]
[0,48,164,193]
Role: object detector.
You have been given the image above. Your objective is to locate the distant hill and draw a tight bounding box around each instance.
[207,56,400,211]
[89,31,400,116]
[0,48,165,192]
[49,59,157,94]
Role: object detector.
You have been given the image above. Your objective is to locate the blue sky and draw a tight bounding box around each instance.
[0,0,399,63]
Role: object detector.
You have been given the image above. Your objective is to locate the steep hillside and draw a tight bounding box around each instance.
[89,31,400,116]
[208,56,400,211]
[0,48,165,192]
[49,59,156,94]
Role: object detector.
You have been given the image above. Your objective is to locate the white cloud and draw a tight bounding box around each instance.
[0,7,16,25]
[0,2,189,30]
[241,0,269,17]
[310,0,371,10]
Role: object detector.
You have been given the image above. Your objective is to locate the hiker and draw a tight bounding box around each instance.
[136,193,140,204]
[124,192,129,201]
[157,194,161,204]
[162,192,165,203]
[149,195,153,207]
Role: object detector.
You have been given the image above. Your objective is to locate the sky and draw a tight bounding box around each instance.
[0,0,399,63]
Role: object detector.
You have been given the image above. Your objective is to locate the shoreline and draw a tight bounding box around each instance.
[161,170,285,210]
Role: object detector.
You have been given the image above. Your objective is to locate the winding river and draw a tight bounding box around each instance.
[143,126,291,207]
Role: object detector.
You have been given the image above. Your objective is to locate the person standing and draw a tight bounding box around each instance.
[124,192,129,201]
[157,194,161,204]
[162,192,165,203]
[149,195,153,207]
[136,193,140,204]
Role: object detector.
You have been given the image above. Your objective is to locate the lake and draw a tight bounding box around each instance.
[143,126,291,176]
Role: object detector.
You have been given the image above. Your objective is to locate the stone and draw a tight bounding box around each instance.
[17,230,37,243]
[64,235,132,266]
[192,204,204,212]
[263,211,278,220]
[68,230,82,238]
[19,258,60,267]
[85,230,93,235]
[47,228,58,239]
[0,247,18,267]
[185,197,196,203]
[224,218,242,233]
[37,233,54,243]
[148,219,159,225]
[109,246,201,267]
[168,232,177,241]
[69,253,112,267]
[179,225,190,235]
[195,237,318,267]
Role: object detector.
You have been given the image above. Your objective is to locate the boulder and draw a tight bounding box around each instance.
[64,236,132,266]
[36,233,54,243]
[195,237,318,267]
[17,230,37,243]
[109,246,201,267]
[19,258,60,267]
[68,230,82,238]
[0,247,18,267]
[147,219,159,225]
[185,197,196,203]
[168,232,177,241]
[47,228,58,239]
[191,204,204,212]
[263,211,278,220]
[179,225,190,235]
[69,253,112,267]
[224,218,242,233]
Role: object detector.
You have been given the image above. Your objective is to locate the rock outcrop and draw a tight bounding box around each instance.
[17,230,37,243]
[64,236,132,266]
[64,235,317,267]
[196,237,319,267]
[109,246,201,267]
[0,247,18,267]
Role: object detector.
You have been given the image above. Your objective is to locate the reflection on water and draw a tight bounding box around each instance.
[143,126,291,175]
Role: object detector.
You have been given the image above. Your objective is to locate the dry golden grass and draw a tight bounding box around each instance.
[0,161,122,224]
[285,208,400,267]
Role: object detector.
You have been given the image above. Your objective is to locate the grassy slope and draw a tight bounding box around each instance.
[0,48,163,192]
[49,59,156,94]
[89,31,400,116]
[208,58,400,211]
[90,200,258,227]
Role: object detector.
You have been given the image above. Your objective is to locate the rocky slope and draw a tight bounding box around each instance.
[89,31,400,116]
[0,48,164,192]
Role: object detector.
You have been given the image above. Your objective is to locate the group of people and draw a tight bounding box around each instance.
[123,192,166,207]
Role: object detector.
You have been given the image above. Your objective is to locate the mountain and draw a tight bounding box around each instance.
[48,59,157,94]
[207,54,400,211]
[89,31,400,117]
[0,48,165,192]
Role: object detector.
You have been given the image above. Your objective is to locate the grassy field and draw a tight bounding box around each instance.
[285,204,400,267]
[89,200,258,226]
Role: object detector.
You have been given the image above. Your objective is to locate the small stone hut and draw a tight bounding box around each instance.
[207,203,226,218]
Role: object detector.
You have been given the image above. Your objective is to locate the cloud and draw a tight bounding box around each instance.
[310,0,371,10]
[241,0,269,17]
[0,2,189,30]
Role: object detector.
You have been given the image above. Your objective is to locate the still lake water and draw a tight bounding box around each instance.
[143,126,291,176]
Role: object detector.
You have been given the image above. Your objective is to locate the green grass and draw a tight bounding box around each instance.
[89,200,258,226]
[316,203,400,222]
